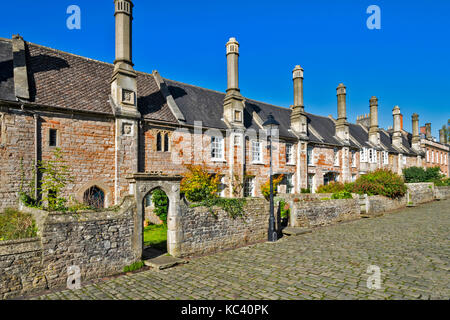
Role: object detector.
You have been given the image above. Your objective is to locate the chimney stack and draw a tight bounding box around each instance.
[290,66,307,137]
[411,113,421,150]
[439,129,447,144]
[392,106,402,148]
[369,96,380,146]
[335,83,349,142]
[12,34,30,101]
[111,0,138,114]
[425,123,432,140]
[223,37,244,127]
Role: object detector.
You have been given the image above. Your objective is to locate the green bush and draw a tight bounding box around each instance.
[403,166,443,183]
[300,188,311,194]
[316,182,345,193]
[434,178,450,186]
[331,191,353,199]
[123,261,145,273]
[352,169,407,199]
[278,199,290,219]
[152,189,169,225]
[0,208,38,241]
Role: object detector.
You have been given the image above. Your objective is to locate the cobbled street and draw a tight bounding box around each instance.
[30,199,449,300]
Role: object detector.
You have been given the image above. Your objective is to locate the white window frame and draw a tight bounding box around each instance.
[251,140,263,164]
[431,151,434,163]
[403,155,407,165]
[307,146,314,165]
[244,177,255,197]
[368,148,374,163]
[383,151,389,165]
[351,150,357,167]
[360,147,368,163]
[211,136,224,161]
[285,174,294,194]
[333,148,339,166]
[426,150,429,162]
[286,143,294,165]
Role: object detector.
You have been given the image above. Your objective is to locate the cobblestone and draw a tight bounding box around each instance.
[30,199,450,300]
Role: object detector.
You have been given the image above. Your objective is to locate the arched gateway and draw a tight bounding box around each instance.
[127,174,183,258]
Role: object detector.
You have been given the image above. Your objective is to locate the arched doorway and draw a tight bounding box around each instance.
[83,186,105,209]
[142,188,168,257]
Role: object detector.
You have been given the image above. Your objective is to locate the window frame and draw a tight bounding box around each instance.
[243,176,255,197]
[211,135,225,161]
[48,128,58,147]
[251,140,263,164]
[286,143,294,165]
[307,146,314,166]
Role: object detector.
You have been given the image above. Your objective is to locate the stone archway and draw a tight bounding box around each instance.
[127,174,183,258]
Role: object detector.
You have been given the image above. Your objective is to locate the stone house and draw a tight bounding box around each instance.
[0,0,448,210]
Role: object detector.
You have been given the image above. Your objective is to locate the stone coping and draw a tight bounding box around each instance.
[0,237,41,255]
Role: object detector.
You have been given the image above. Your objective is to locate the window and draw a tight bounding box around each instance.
[307,146,313,165]
[426,150,430,162]
[445,154,448,165]
[144,193,152,207]
[83,186,105,209]
[156,132,162,151]
[286,143,294,164]
[251,140,262,163]
[307,174,315,192]
[334,148,339,166]
[402,155,407,165]
[441,152,443,164]
[218,176,226,197]
[351,150,356,167]
[352,174,357,182]
[49,129,58,147]
[360,148,368,162]
[431,151,434,163]
[383,151,389,165]
[285,174,294,194]
[368,148,374,163]
[233,134,241,146]
[164,133,169,152]
[211,136,224,160]
[244,177,254,197]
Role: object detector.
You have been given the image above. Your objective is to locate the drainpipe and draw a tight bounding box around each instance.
[34,113,41,201]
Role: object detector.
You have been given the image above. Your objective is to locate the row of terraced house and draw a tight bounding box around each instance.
[0,0,448,210]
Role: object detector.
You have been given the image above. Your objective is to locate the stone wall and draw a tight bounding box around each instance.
[406,182,435,205]
[0,196,137,300]
[366,195,407,215]
[289,197,360,228]
[434,186,450,200]
[177,198,271,257]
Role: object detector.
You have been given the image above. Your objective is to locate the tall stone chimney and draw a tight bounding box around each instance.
[335,83,349,142]
[369,96,380,146]
[392,105,402,148]
[12,34,30,101]
[439,129,447,144]
[411,113,421,150]
[111,0,138,116]
[290,65,307,137]
[425,123,432,140]
[223,37,244,128]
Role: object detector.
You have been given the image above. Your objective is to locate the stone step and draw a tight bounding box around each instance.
[144,255,188,270]
[282,227,312,236]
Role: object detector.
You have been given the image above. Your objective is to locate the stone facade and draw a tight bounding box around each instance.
[0,196,137,300]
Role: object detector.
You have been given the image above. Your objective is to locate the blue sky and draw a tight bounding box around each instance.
[1,0,449,137]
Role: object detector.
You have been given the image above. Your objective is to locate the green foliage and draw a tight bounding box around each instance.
[39,148,73,211]
[180,165,220,202]
[352,169,407,199]
[320,197,331,201]
[331,191,353,199]
[403,166,443,183]
[260,175,284,200]
[0,208,38,241]
[123,261,145,273]
[152,189,169,225]
[317,182,345,193]
[143,224,167,251]
[434,178,450,186]
[191,198,247,219]
[278,199,290,219]
[300,188,311,194]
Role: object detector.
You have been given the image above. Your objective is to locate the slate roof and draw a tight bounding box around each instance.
[0,39,15,101]
[0,38,422,154]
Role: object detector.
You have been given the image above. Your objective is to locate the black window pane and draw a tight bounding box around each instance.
[164,133,169,152]
[156,133,162,151]
[49,129,57,147]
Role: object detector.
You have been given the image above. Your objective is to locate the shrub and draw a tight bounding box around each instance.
[0,208,38,241]
[352,169,406,199]
[434,178,450,186]
[278,199,290,219]
[331,191,353,199]
[123,261,145,273]
[403,166,443,183]
[152,189,169,225]
[180,165,220,202]
[260,175,284,200]
[300,188,311,194]
[316,182,345,193]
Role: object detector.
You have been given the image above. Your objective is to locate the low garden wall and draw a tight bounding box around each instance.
[1,196,137,300]
[288,197,360,228]
[406,182,435,205]
[365,195,407,215]
[178,198,271,257]
[434,186,450,200]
